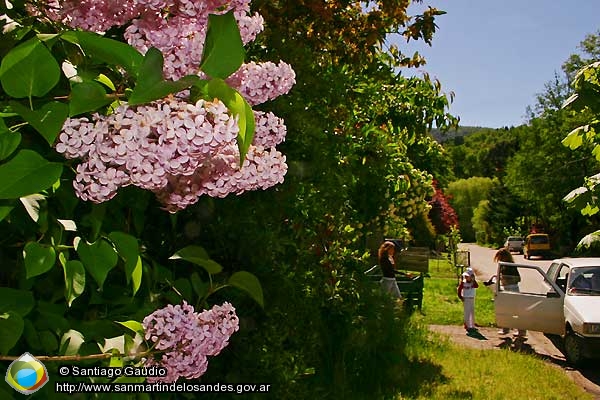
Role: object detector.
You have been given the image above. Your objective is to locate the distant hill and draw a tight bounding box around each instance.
[430,126,494,143]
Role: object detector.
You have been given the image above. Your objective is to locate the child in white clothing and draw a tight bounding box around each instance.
[457,268,479,333]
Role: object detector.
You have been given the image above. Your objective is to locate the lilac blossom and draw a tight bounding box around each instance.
[142,301,239,382]
[227,61,296,106]
[55,96,246,206]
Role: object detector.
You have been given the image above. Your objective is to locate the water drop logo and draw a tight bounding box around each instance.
[5,353,49,395]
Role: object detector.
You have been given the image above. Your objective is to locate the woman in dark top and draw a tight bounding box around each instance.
[378,241,402,299]
[379,241,397,278]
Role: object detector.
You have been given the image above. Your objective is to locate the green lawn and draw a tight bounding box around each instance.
[406,254,495,327]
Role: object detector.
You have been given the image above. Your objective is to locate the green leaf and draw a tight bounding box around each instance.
[228,271,264,307]
[109,352,124,368]
[96,73,116,91]
[582,203,600,216]
[204,79,255,163]
[0,37,60,98]
[592,144,600,161]
[169,245,223,274]
[195,259,224,275]
[76,237,118,289]
[61,31,143,76]
[128,47,200,105]
[0,120,21,160]
[0,312,24,354]
[0,287,35,316]
[0,132,21,161]
[60,329,85,356]
[39,330,59,353]
[23,241,56,279]
[70,81,113,116]
[562,125,585,150]
[0,150,63,199]
[9,101,68,145]
[190,272,209,299]
[116,320,144,335]
[108,231,139,285]
[82,203,107,242]
[0,204,14,222]
[23,319,42,351]
[169,245,209,263]
[63,260,86,307]
[131,256,143,296]
[200,11,245,79]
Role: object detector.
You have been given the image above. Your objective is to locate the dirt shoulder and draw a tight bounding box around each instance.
[429,324,600,399]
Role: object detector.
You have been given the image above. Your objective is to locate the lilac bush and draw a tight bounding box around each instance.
[30,0,295,211]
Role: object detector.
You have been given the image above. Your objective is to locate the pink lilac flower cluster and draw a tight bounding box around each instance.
[226,61,296,107]
[55,96,288,210]
[27,0,143,33]
[37,0,295,210]
[33,1,268,81]
[154,144,287,211]
[124,0,265,81]
[142,301,239,383]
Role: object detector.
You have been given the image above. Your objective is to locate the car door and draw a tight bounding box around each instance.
[494,262,565,335]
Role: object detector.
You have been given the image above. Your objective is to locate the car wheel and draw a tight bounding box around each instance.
[564,331,585,367]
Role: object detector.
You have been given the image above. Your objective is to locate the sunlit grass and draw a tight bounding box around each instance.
[396,320,592,400]
[416,255,495,327]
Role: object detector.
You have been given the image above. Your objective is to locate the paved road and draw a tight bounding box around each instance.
[457,242,553,281]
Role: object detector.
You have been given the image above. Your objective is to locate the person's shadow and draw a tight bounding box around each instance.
[466,329,487,340]
[498,337,545,357]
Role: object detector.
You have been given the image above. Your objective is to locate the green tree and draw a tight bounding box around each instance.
[446,177,495,242]
[444,126,521,179]
[504,81,596,247]
[191,2,459,398]
[562,30,600,83]
[485,181,527,245]
[472,199,491,244]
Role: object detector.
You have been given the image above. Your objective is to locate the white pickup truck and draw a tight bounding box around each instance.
[494,258,600,366]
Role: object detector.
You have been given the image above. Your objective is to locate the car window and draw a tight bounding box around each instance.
[498,264,556,295]
[555,264,570,292]
[530,235,549,244]
[567,266,600,296]
[546,262,559,281]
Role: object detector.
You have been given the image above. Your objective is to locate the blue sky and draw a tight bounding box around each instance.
[391,1,600,128]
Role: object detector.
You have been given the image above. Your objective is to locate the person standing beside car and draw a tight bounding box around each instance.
[493,247,527,338]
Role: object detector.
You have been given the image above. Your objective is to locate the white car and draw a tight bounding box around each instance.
[503,236,524,254]
[494,258,600,366]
